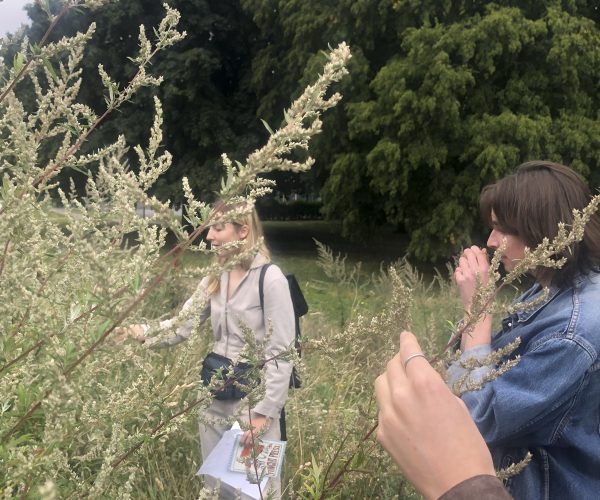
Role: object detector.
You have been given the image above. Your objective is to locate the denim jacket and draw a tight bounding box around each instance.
[447,272,600,499]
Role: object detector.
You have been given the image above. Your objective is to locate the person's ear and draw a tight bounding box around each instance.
[237,224,249,240]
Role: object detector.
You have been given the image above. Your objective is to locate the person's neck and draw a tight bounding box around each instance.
[230,265,246,276]
[535,275,552,288]
[227,266,247,299]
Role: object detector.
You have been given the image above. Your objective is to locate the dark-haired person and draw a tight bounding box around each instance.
[451,161,600,498]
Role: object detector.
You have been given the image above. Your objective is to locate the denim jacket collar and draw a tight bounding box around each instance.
[513,283,560,323]
[514,274,589,323]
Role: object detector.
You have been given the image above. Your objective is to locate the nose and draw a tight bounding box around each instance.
[487,229,501,250]
[206,227,215,242]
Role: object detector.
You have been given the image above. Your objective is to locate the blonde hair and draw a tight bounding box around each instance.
[205,201,270,296]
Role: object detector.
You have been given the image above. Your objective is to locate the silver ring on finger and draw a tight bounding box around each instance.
[403,352,427,370]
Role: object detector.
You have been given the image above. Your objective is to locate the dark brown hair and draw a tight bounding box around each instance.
[480,161,600,286]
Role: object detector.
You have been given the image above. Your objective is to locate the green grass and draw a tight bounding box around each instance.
[118,220,527,498]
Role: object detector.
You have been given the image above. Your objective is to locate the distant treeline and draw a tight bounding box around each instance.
[256,198,322,220]
[4,0,600,260]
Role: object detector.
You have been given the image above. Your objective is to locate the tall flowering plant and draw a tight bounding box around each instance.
[0,1,350,496]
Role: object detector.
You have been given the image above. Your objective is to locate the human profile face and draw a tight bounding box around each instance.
[487,211,526,272]
[206,221,248,255]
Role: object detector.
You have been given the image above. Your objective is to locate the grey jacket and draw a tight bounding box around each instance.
[147,253,295,418]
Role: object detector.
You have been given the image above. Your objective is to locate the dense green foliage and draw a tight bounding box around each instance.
[20,0,263,204]
[245,0,600,259]
[0,2,352,494]
[11,0,600,261]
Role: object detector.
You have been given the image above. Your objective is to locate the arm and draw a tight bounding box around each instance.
[375,331,503,500]
[118,277,211,348]
[439,476,512,500]
[145,288,209,347]
[252,268,295,419]
[448,336,594,445]
[454,246,492,350]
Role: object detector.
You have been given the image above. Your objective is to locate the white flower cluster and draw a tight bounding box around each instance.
[0,3,351,496]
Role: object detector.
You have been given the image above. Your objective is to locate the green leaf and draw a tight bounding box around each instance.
[133,269,141,291]
[28,43,41,56]
[13,52,25,74]
[261,119,274,135]
[43,58,59,83]
[108,83,115,105]
[94,318,112,343]
[40,0,51,17]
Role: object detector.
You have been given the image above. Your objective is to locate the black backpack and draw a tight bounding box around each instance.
[258,264,308,389]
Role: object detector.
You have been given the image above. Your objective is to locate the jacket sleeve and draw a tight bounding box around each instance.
[438,475,512,500]
[447,337,595,445]
[145,277,211,348]
[251,267,295,419]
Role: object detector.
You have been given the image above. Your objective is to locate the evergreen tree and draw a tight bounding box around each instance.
[244,0,600,260]
[23,0,262,205]
[17,1,600,259]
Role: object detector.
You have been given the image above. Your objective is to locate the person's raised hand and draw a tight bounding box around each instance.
[454,246,490,312]
[374,331,495,500]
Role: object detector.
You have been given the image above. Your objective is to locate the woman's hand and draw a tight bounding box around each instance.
[454,246,490,312]
[454,246,493,349]
[114,324,146,344]
[240,414,271,446]
[374,331,495,500]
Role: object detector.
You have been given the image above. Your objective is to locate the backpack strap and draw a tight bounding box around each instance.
[259,263,272,311]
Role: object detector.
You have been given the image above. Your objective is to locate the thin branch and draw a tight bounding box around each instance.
[322,422,378,496]
[110,393,211,470]
[0,239,10,278]
[0,301,101,375]
[9,249,74,338]
[3,391,48,441]
[0,2,72,104]
[0,34,173,219]
[319,432,350,495]
[246,405,265,500]
[34,33,174,188]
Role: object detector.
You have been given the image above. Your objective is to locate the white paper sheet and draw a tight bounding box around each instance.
[196,427,269,499]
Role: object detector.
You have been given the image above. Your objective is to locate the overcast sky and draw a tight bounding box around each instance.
[0,0,32,36]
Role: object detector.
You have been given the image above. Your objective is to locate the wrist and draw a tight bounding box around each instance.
[460,314,492,350]
[435,474,504,500]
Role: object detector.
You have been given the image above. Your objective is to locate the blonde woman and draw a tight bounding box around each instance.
[125,202,294,498]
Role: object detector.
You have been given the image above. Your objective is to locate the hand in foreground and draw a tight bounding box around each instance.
[240,414,271,446]
[113,324,146,344]
[454,245,490,311]
[374,331,495,500]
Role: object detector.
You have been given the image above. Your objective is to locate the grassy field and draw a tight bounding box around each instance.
[262,220,410,265]
[130,220,473,499]
[43,218,519,499]
[40,215,516,498]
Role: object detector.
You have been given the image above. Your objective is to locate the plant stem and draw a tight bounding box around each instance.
[247,405,265,500]
[110,393,210,469]
[0,2,72,104]
[0,239,10,279]
[322,422,378,497]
